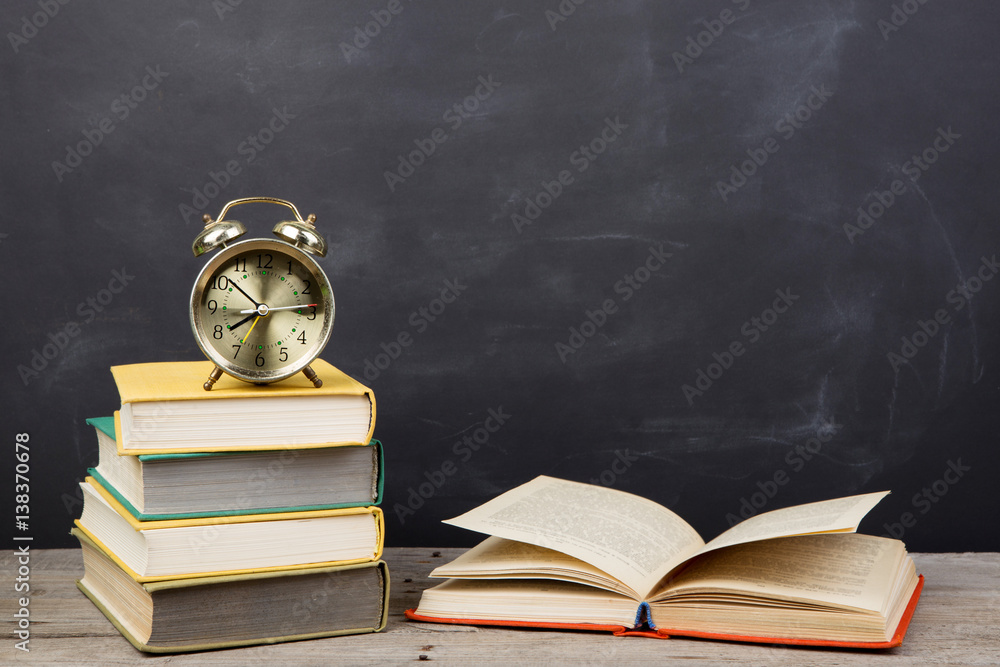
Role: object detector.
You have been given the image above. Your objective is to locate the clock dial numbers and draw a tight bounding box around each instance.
[196,245,329,375]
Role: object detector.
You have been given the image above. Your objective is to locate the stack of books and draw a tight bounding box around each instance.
[71,359,387,653]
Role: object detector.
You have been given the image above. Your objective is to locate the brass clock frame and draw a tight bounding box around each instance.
[189,198,335,390]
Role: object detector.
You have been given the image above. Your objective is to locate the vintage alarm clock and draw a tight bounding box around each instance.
[190,197,334,390]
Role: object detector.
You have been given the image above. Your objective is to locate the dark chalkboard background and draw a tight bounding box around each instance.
[2,1,998,551]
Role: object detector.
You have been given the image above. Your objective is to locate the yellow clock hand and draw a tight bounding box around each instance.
[241,315,261,344]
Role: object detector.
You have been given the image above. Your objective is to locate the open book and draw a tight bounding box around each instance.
[407,476,923,647]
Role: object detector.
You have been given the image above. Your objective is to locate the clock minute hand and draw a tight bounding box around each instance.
[238,304,318,314]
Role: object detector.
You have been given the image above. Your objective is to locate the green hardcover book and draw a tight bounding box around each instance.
[86,417,384,519]
[73,527,389,653]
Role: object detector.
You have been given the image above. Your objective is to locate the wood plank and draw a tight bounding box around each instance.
[2,549,997,665]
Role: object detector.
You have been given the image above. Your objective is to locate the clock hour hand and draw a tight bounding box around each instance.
[230,281,261,307]
[238,304,317,314]
[228,313,257,330]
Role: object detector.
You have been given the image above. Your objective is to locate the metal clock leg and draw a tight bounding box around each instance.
[302,365,323,388]
[203,366,224,391]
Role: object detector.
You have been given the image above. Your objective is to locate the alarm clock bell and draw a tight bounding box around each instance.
[189,197,335,391]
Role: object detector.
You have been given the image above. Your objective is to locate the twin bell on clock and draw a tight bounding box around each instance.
[189,197,334,391]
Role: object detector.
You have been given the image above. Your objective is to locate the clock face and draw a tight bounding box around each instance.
[190,239,334,382]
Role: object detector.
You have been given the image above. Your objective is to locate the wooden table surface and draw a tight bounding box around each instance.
[3,548,998,665]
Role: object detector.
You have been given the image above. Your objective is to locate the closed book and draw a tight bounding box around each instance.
[73,528,388,653]
[110,359,375,454]
[75,476,384,581]
[86,416,384,519]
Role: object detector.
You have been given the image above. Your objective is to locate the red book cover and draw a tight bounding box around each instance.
[406,574,923,649]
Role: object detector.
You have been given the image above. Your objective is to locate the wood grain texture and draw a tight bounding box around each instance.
[2,548,998,665]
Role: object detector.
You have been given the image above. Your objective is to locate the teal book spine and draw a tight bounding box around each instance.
[86,441,384,521]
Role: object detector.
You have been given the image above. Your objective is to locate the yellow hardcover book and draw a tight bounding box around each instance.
[109,358,376,454]
[73,528,389,653]
[75,476,384,582]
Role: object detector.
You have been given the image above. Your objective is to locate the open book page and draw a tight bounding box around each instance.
[443,476,705,598]
[416,578,639,626]
[429,536,637,598]
[651,533,907,613]
[694,491,889,558]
